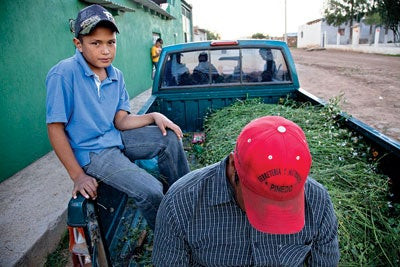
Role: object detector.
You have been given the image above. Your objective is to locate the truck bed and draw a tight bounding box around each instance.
[67,40,400,266]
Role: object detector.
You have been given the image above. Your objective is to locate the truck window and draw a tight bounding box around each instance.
[161,47,291,88]
[162,50,208,87]
[210,49,240,84]
[241,48,290,83]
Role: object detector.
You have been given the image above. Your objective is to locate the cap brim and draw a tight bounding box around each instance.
[241,184,305,234]
[77,20,119,37]
[95,20,119,33]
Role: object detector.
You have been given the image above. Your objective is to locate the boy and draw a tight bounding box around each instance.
[46,4,189,229]
[151,38,163,68]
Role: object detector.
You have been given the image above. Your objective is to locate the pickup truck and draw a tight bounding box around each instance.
[67,40,400,266]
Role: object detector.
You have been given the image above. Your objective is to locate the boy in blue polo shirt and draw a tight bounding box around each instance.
[46,4,189,229]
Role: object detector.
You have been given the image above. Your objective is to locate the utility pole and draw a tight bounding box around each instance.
[284,0,287,43]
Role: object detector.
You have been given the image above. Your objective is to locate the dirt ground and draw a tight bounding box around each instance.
[290,48,400,142]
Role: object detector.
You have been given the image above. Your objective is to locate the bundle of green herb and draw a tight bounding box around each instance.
[195,98,400,266]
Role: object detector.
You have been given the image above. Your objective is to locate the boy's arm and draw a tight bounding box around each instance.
[114,110,183,139]
[47,122,98,199]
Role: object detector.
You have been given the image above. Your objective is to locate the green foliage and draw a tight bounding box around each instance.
[197,98,400,265]
[377,0,400,41]
[251,32,270,39]
[324,0,373,40]
[324,0,399,42]
[44,230,70,267]
[324,0,350,27]
[364,11,382,25]
[205,29,221,40]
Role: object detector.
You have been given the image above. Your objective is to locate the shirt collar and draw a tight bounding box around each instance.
[74,49,118,81]
[207,156,236,206]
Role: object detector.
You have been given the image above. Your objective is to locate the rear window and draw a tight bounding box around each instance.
[160,47,291,88]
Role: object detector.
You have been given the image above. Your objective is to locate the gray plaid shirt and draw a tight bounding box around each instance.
[153,157,339,266]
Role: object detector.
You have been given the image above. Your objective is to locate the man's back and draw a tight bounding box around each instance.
[153,157,339,266]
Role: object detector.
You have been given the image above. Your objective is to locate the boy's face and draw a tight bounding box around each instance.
[74,27,116,73]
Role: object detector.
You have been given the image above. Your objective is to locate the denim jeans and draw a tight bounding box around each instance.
[83,126,190,229]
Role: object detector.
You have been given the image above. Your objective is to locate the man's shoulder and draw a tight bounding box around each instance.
[165,162,220,200]
[306,177,327,190]
[305,177,332,206]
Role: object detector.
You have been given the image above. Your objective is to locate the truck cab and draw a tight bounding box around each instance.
[145,40,300,132]
[68,40,400,266]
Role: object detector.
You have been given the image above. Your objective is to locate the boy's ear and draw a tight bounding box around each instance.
[73,38,83,52]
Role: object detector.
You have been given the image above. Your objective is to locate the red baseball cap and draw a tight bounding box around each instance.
[233,116,312,234]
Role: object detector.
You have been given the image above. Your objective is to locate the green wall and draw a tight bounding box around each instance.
[0,0,185,182]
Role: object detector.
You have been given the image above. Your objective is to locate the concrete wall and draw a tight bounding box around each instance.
[359,22,371,43]
[193,28,207,42]
[298,18,399,48]
[181,0,193,42]
[321,23,344,45]
[298,19,352,47]
[297,20,322,48]
[371,25,399,44]
[337,26,351,45]
[0,0,186,182]
[326,43,400,55]
[193,32,207,41]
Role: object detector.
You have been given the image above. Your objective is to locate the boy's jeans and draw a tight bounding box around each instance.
[83,126,190,229]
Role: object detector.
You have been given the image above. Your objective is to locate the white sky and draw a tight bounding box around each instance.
[186,0,325,39]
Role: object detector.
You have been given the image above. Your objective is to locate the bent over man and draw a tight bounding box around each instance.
[153,116,339,266]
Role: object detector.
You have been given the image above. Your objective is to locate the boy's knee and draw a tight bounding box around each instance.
[165,129,181,144]
[140,190,163,208]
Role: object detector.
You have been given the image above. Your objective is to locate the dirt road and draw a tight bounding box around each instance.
[290,48,400,142]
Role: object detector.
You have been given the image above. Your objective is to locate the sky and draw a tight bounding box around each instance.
[186,0,325,39]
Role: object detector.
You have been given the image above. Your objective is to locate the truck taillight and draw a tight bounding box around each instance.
[210,40,239,46]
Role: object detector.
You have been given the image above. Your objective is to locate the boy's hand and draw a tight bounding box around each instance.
[72,173,98,200]
[152,112,183,139]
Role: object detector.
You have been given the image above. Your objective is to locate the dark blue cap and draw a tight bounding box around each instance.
[74,4,119,37]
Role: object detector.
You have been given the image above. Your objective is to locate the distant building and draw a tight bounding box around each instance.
[298,18,399,48]
[297,18,344,48]
[269,33,297,47]
[286,33,297,47]
[181,0,193,42]
[193,26,207,41]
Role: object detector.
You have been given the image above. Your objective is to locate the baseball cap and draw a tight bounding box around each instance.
[74,4,119,37]
[233,116,312,234]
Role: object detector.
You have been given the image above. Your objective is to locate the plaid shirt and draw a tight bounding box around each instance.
[153,157,339,266]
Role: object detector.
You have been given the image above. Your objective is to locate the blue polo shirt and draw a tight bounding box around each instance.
[46,49,131,167]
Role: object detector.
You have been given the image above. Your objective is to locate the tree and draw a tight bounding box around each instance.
[324,0,372,43]
[376,0,400,42]
[251,33,270,39]
[364,11,382,44]
[204,30,221,40]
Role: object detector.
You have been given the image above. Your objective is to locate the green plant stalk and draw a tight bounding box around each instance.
[194,98,400,265]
